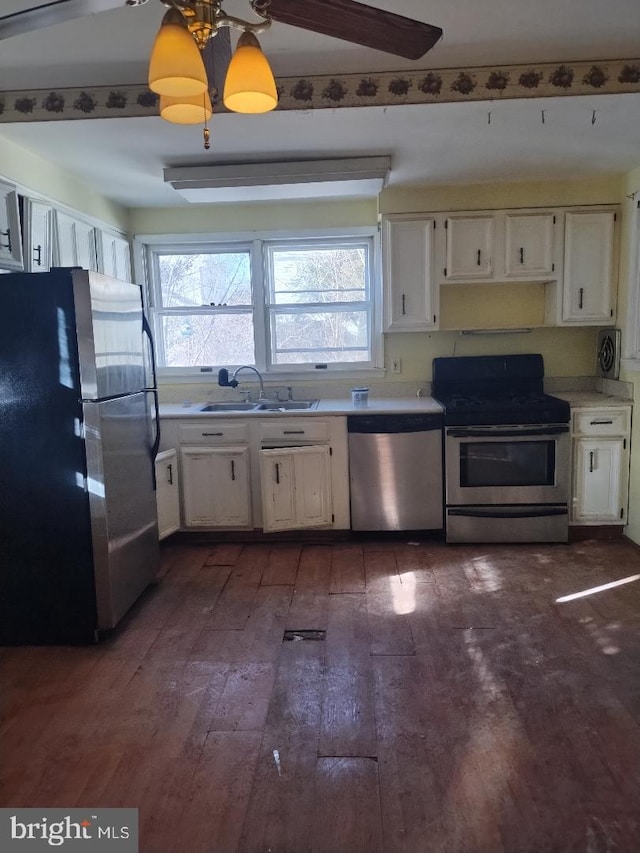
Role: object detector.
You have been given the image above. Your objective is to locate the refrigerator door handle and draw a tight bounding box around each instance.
[142,312,159,391]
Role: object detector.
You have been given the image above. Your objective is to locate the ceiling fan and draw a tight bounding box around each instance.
[0,0,443,61]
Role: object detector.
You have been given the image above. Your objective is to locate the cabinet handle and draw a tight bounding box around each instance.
[0,228,12,253]
[477,249,482,266]
[230,459,235,481]
[33,244,42,267]
[283,430,305,435]
[579,287,584,310]
[589,419,613,425]
[202,432,223,437]
[275,463,280,484]
[519,247,524,265]
[401,293,406,315]
[167,463,173,485]
[589,451,595,473]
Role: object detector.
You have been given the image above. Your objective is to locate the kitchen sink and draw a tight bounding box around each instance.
[199,402,258,412]
[255,400,319,411]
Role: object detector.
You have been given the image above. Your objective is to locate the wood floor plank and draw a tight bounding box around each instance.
[330,543,366,594]
[238,641,325,853]
[366,590,416,656]
[261,543,302,585]
[313,757,383,853]
[287,544,331,630]
[363,549,399,592]
[319,593,376,757]
[394,542,437,583]
[208,544,270,630]
[206,543,244,566]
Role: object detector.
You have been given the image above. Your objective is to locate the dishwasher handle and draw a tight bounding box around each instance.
[347,413,443,433]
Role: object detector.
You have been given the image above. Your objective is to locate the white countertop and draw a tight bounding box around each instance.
[159,396,444,418]
[553,391,632,408]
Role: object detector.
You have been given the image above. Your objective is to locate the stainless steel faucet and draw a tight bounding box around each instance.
[232,366,266,399]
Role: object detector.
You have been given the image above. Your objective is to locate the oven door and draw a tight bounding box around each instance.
[446,424,571,506]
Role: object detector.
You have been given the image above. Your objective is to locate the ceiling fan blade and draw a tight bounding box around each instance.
[0,0,129,41]
[264,0,442,60]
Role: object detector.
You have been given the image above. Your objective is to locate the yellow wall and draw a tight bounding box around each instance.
[129,198,378,235]
[0,134,128,229]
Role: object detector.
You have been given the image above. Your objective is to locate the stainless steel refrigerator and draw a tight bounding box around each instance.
[0,268,160,644]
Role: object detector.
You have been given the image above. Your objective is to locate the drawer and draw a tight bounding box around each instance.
[178,421,250,444]
[258,418,330,443]
[572,408,630,437]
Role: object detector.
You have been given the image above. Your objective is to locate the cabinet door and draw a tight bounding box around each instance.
[181,446,252,528]
[445,216,494,280]
[0,181,24,270]
[572,438,626,524]
[55,211,97,271]
[383,217,437,331]
[99,231,132,281]
[562,211,615,324]
[260,446,332,532]
[26,200,53,272]
[504,212,555,277]
[155,449,181,539]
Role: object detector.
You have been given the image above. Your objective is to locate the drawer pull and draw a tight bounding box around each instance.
[230,459,235,481]
[519,246,524,265]
[202,432,224,437]
[589,451,595,473]
[477,249,482,266]
[33,244,42,266]
[401,293,406,315]
[283,430,305,435]
[275,462,280,484]
[167,463,173,485]
[589,419,613,426]
[579,287,584,310]
[0,228,12,252]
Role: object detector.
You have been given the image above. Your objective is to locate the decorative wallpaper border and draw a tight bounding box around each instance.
[0,58,639,122]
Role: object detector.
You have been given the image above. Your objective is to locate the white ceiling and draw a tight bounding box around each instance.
[1,0,640,208]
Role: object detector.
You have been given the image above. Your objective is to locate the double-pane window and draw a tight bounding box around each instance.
[145,231,377,373]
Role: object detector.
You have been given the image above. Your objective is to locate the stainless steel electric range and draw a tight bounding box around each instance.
[432,354,571,543]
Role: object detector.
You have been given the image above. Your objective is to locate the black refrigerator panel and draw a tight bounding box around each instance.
[0,271,97,643]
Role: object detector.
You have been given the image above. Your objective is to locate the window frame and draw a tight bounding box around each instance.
[135,227,383,381]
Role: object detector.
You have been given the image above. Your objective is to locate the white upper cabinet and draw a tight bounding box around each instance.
[0,180,24,271]
[444,215,495,280]
[504,212,555,278]
[55,211,97,271]
[98,231,132,282]
[24,200,53,272]
[561,210,616,325]
[382,215,438,331]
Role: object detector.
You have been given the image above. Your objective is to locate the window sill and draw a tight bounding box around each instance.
[157,367,386,385]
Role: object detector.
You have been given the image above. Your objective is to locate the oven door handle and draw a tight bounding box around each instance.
[448,507,568,519]
[447,426,570,438]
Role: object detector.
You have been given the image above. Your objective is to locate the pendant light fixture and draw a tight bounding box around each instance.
[148,8,208,97]
[223,31,278,114]
[147,1,277,149]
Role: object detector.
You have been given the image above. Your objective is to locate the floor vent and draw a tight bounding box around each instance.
[283,629,326,642]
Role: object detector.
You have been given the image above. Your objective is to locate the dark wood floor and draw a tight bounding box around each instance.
[3,538,640,852]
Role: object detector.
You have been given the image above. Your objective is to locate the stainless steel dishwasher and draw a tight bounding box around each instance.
[347,413,444,531]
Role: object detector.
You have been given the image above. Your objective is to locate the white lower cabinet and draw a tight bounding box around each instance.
[181,446,252,528]
[155,449,181,540]
[260,445,332,533]
[570,406,631,525]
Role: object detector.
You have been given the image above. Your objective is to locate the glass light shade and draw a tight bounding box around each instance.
[160,92,213,124]
[149,10,208,97]
[223,31,278,114]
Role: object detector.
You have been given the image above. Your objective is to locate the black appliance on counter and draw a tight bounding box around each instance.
[432,354,571,543]
[0,268,160,644]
